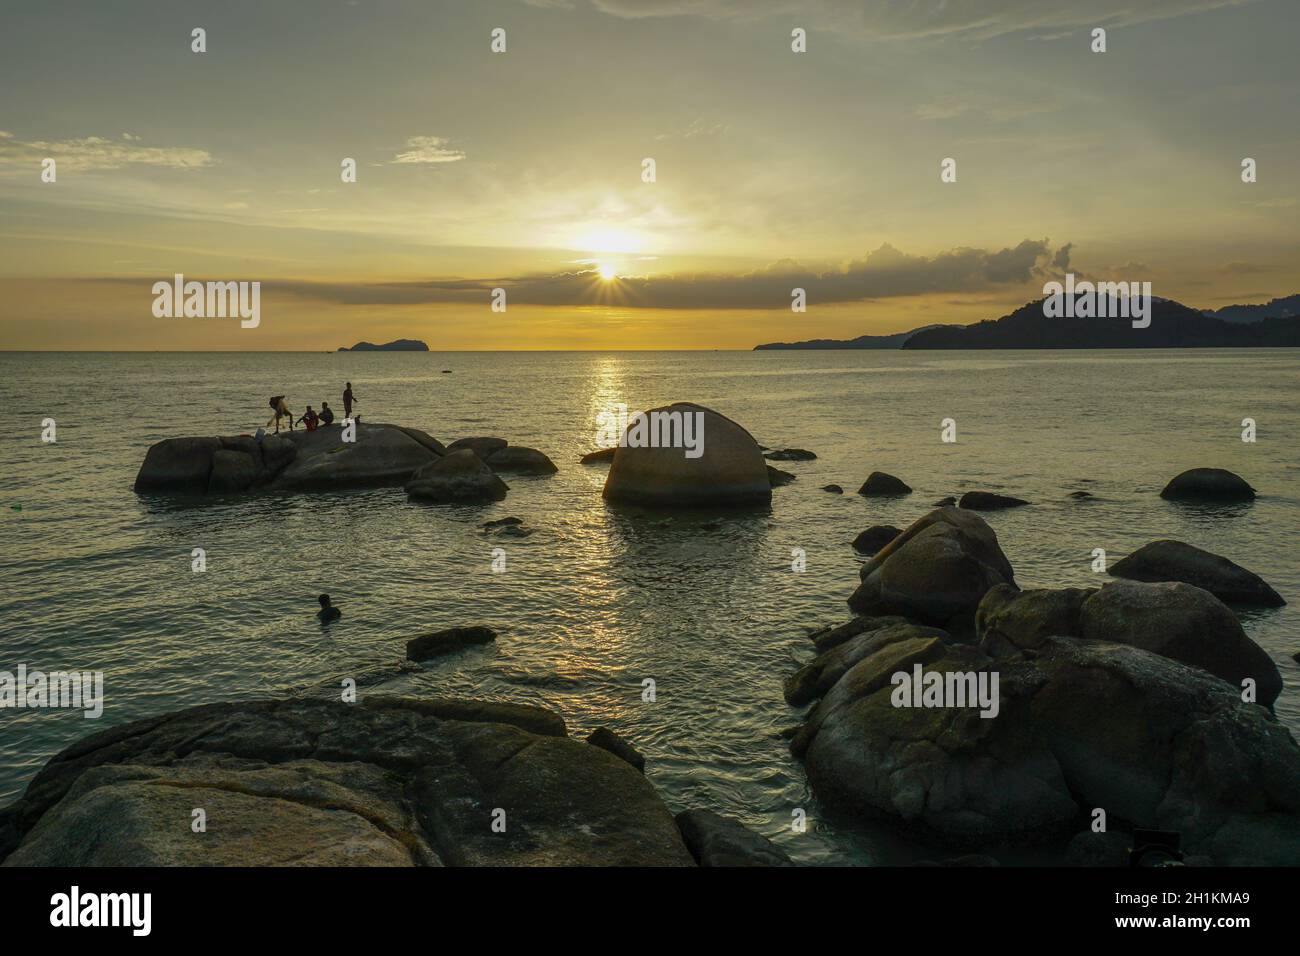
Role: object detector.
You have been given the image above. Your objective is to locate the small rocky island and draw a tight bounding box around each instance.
[337,339,429,351]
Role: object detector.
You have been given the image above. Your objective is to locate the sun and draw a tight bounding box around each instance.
[597,262,617,281]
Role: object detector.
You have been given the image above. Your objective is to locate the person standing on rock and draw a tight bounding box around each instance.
[343,382,357,420]
[267,395,294,433]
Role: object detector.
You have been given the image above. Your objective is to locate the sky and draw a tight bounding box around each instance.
[1,0,1298,350]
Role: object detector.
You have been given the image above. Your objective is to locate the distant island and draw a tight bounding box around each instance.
[338,339,429,352]
[754,325,950,350]
[754,295,1300,350]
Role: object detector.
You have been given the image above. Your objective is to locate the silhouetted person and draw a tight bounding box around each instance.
[319,401,335,426]
[267,395,294,433]
[343,382,356,419]
[317,593,341,623]
[297,406,320,432]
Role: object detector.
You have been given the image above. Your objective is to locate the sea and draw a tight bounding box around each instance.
[2,348,1297,865]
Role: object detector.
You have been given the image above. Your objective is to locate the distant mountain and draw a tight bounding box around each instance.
[338,339,429,352]
[903,297,1300,349]
[754,325,949,350]
[1202,294,1300,324]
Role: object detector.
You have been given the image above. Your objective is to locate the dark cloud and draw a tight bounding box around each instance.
[256,238,1059,310]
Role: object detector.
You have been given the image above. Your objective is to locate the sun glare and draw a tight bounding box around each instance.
[598,262,617,281]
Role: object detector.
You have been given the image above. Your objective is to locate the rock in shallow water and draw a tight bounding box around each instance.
[858,472,912,496]
[603,403,771,508]
[1160,467,1256,502]
[851,524,903,555]
[586,727,645,772]
[767,465,797,487]
[1109,539,1284,606]
[406,449,509,503]
[674,809,793,867]
[0,697,697,867]
[959,491,1029,510]
[405,625,497,662]
[487,445,558,475]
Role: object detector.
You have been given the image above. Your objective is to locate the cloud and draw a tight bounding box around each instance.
[390,136,466,165]
[525,0,1258,40]
[0,132,212,171]
[260,238,1059,310]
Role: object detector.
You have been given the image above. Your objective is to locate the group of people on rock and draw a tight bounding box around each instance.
[266,382,358,433]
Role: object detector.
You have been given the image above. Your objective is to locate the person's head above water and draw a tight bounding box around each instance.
[318,594,331,608]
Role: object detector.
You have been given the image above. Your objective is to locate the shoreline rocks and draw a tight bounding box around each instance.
[406,449,510,503]
[858,472,912,496]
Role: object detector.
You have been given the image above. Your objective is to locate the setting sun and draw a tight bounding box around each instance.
[598,262,617,281]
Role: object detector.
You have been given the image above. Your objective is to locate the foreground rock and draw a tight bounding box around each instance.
[858,472,912,496]
[789,633,1300,861]
[851,525,902,555]
[674,810,793,867]
[1079,581,1282,706]
[1109,539,1284,606]
[603,403,771,508]
[406,449,510,503]
[959,491,1029,510]
[135,423,446,495]
[848,507,1016,631]
[1160,468,1256,502]
[406,625,497,662]
[0,697,696,867]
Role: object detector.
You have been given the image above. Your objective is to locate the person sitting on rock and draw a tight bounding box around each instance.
[267,395,294,433]
[296,406,320,432]
[319,401,335,426]
[317,594,341,623]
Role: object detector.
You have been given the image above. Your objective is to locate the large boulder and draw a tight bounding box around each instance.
[0,697,696,867]
[133,437,221,493]
[784,619,950,706]
[858,472,912,496]
[603,403,770,508]
[396,426,448,457]
[848,507,1016,631]
[405,449,509,502]
[1079,581,1283,706]
[486,446,558,475]
[1160,468,1256,502]
[1109,540,1284,606]
[272,423,438,490]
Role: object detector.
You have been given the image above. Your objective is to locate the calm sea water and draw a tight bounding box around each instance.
[2,349,1298,865]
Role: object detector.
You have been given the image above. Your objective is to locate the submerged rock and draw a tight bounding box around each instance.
[603,403,770,508]
[848,507,1016,631]
[959,491,1029,510]
[486,446,558,475]
[0,697,696,867]
[821,484,844,494]
[764,448,817,461]
[674,810,793,867]
[767,465,797,487]
[406,449,510,503]
[586,727,645,772]
[1109,539,1284,606]
[405,625,497,662]
[858,472,912,496]
[932,496,957,507]
[851,525,902,555]
[1160,468,1256,502]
